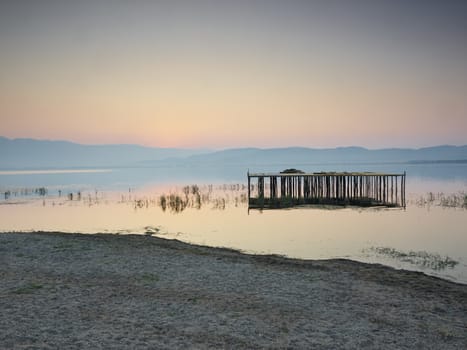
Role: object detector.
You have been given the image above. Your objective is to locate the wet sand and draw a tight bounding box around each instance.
[1,232,466,349]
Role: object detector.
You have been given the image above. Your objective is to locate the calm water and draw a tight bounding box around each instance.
[1,163,466,283]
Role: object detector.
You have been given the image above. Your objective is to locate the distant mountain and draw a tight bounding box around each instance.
[1,136,466,170]
[0,136,210,169]
[173,145,467,167]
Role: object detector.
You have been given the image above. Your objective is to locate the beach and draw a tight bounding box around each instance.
[1,231,466,349]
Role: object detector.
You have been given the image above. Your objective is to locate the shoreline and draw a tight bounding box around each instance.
[1,231,466,349]
[3,228,465,285]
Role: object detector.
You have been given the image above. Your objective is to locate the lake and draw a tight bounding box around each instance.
[1,162,466,283]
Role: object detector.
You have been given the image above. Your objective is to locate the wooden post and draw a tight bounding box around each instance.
[397,175,399,206]
[335,175,339,200]
[269,176,273,199]
[385,176,387,204]
[403,171,406,208]
[247,172,251,201]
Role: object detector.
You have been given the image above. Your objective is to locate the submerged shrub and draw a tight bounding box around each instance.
[159,195,167,212]
[367,247,459,270]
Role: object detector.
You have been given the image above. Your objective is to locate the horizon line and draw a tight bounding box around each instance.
[1,135,466,151]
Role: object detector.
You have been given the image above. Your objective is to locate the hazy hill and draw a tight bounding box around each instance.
[1,136,466,169]
[175,145,467,166]
[0,137,209,169]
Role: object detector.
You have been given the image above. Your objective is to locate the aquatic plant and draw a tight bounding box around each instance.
[414,191,467,209]
[182,186,189,195]
[163,194,188,213]
[159,195,167,212]
[1,187,49,200]
[134,199,149,209]
[191,185,200,196]
[212,198,226,210]
[365,246,458,270]
[194,192,201,209]
[156,183,248,213]
[35,187,47,196]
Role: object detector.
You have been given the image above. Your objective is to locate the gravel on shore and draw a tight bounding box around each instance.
[1,231,466,349]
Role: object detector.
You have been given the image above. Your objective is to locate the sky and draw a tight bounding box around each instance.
[0,0,466,149]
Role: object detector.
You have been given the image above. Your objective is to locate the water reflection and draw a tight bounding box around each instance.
[0,180,466,283]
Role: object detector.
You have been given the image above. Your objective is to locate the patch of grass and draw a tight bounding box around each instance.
[53,242,75,250]
[53,241,93,252]
[140,273,160,283]
[182,247,209,256]
[369,316,400,328]
[437,327,456,341]
[12,283,43,294]
[187,297,199,303]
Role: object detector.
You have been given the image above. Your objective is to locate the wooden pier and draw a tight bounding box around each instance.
[248,171,406,209]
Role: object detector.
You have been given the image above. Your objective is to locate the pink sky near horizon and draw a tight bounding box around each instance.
[1,1,466,149]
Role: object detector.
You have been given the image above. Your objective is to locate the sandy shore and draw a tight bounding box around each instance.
[1,232,466,349]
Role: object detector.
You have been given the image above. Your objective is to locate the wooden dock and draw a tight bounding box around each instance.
[248,171,406,209]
